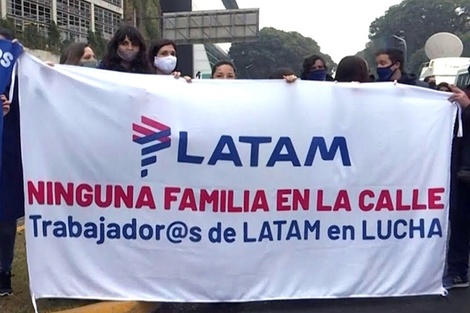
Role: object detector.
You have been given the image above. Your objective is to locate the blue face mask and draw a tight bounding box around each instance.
[376,65,395,81]
[307,69,327,81]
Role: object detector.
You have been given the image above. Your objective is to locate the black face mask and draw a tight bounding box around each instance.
[428,82,437,89]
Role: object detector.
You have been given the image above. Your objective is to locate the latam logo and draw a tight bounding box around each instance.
[133,117,352,178]
[132,116,171,178]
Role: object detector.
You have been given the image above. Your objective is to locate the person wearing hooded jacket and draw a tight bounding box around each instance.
[375,48,428,87]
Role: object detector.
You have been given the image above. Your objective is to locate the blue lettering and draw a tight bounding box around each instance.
[239,136,272,166]
[428,218,442,238]
[362,220,375,240]
[83,222,97,240]
[410,218,425,238]
[377,220,391,240]
[304,220,320,240]
[328,225,341,240]
[97,216,105,244]
[208,135,242,166]
[266,137,301,167]
[177,131,204,164]
[243,222,256,242]
[393,219,407,239]
[122,219,137,240]
[259,222,273,241]
[224,227,236,243]
[286,221,301,240]
[29,215,42,237]
[139,224,153,240]
[189,226,202,242]
[304,137,351,166]
[273,220,287,240]
[52,221,67,237]
[107,223,121,239]
[68,216,82,238]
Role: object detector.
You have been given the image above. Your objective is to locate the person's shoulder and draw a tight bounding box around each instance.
[415,80,429,88]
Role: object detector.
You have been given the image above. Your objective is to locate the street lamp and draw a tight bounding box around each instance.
[393,31,407,70]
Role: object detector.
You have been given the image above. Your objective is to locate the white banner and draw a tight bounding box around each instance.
[18,54,455,301]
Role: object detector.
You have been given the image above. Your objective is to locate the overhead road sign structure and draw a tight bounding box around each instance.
[162,8,260,44]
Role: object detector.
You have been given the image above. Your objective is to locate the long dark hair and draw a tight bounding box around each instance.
[335,56,371,83]
[101,25,151,73]
[60,42,89,65]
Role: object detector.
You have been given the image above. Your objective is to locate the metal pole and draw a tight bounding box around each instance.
[393,34,407,70]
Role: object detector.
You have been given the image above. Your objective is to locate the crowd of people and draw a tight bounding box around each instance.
[0,24,469,298]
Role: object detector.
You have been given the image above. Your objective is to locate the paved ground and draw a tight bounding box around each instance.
[156,288,470,313]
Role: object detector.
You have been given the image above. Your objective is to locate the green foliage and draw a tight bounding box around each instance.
[47,21,61,54]
[229,27,336,79]
[358,0,470,74]
[87,29,107,59]
[21,24,46,50]
[0,18,16,36]
[124,0,161,42]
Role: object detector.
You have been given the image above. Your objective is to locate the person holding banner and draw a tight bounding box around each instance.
[148,39,191,82]
[59,42,98,68]
[211,60,237,79]
[1,95,10,116]
[334,56,371,83]
[98,25,151,74]
[300,54,334,81]
[0,28,24,297]
[444,85,470,290]
[375,48,428,87]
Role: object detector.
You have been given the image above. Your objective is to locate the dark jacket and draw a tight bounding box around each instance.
[98,61,152,74]
[0,81,24,221]
[399,72,429,88]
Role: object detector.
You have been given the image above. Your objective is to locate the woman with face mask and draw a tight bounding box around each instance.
[148,40,191,82]
[59,42,98,67]
[99,25,151,74]
[45,43,98,68]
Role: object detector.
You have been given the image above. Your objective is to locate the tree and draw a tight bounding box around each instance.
[229,27,336,79]
[0,18,16,35]
[47,21,61,54]
[124,0,161,41]
[358,0,470,74]
[93,30,107,59]
[22,24,46,50]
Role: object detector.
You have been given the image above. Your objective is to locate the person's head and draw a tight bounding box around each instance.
[59,42,96,67]
[0,28,14,41]
[211,60,236,79]
[375,48,404,81]
[334,56,371,83]
[301,54,328,81]
[437,82,451,92]
[149,39,178,74]
[268,67,296,79]
[425,75,437,88]
[103,25,149,70]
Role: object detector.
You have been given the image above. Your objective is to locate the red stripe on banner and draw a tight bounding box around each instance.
[142,116,170,131]
[132,123,155,136]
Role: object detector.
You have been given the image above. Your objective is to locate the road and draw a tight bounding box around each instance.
[157,288,470,313]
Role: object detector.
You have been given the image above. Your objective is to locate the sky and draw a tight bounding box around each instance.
[193,0,403,63]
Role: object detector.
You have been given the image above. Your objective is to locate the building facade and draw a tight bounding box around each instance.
[0,0,123,41]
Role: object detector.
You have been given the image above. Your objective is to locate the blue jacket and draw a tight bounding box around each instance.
[0,81,24,221]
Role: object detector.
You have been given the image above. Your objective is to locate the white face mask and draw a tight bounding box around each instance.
[154,56,177,74]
